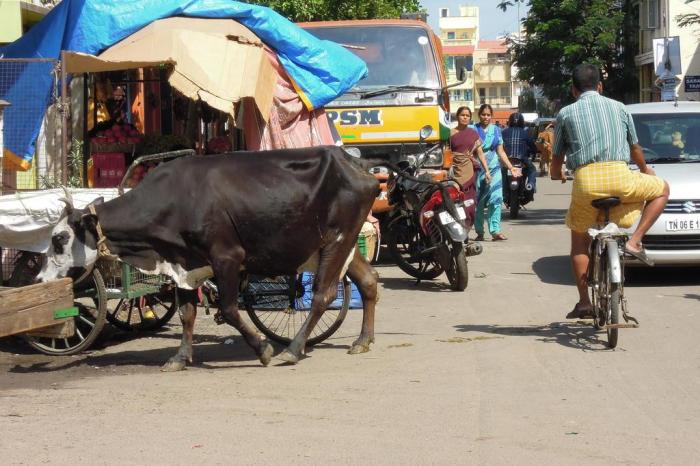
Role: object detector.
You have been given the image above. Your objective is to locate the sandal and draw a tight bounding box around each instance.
[623,245,654,266]
[474,234,484,241]
[566,303,595,319]
[492,233,507,241]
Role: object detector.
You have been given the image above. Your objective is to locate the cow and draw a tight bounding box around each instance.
[37,146,380,371]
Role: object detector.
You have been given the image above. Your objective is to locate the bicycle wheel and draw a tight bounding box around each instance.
[590,239,606,331]
[245,273,350,346]
[23,268,108,355]
[106,287,178,332]
[607,283,620,349]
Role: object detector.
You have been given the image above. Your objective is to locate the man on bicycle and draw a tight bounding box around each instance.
[551,64,669,319]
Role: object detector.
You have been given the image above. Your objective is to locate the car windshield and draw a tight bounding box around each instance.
[304,25,441,90]
[633,113,700,162]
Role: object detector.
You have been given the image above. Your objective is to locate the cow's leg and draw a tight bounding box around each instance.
[162,288,198,372]
[345,249,378,354]
[213,261,274,367]
[278,244,352,364]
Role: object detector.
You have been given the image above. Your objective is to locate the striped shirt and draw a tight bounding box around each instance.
[553,91,638,171]
[502,127,536,160]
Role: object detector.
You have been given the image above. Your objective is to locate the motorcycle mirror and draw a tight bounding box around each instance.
[457,66,467,83]
[419,125,433,142]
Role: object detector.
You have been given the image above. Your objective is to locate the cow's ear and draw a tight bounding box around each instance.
[80,213,99,235]
[88,197,104,207]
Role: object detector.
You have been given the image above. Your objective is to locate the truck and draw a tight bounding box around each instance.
[299,19,466,214]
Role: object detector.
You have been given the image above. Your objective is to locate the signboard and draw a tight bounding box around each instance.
[685,75,700,93]
[653,36,682,75]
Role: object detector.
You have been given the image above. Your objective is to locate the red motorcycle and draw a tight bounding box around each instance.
[385,126,482,291]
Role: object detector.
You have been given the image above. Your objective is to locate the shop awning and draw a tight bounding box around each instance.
[63,17,278,121]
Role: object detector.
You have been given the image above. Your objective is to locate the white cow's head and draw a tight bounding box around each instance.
[36,195,103,283]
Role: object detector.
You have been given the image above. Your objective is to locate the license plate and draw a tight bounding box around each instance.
[438,211,455,224]
[665,217,700,232]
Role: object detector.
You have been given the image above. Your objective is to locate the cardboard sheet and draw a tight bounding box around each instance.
[64,17,277,120]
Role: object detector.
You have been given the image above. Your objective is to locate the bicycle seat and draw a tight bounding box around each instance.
[591,197,621,210]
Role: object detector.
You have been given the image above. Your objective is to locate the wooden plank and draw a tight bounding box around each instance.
[27,319,76,339]
[0,278,74,338]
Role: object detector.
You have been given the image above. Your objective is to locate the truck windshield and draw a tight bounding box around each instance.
[304,25,441,90]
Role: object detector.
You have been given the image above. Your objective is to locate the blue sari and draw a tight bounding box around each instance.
[474,123,504,235]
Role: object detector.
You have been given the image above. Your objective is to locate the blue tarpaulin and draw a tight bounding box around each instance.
[0,0,367,169]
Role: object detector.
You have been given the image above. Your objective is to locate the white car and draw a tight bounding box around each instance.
[626,101,700,266]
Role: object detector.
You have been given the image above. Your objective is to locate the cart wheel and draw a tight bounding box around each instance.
[106,287,178,332]
[23,268,108,356]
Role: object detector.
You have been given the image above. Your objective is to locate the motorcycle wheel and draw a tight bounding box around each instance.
[386,222,443,280]
[445,242,469,291]
[509,191,520,219]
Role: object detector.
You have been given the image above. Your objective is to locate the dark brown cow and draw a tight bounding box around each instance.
[38,146,380,370]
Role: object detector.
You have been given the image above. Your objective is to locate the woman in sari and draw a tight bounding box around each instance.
[450,106,490,188]
[473,104,519,241]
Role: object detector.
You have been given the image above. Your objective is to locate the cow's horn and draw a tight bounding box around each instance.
[61,186,75,207]
[58,186,74,214]
[58,197,74,214]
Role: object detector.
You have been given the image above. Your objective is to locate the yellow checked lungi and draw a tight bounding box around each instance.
[566,161,666,233]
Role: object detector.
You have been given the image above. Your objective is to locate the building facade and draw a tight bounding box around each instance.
[634,0,700,102]
[0,0,52,44]
[439,5,520,123]
[439,6,478,113]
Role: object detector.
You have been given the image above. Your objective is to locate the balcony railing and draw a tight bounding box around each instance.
[442,39,477,46]
[477,96,512,107]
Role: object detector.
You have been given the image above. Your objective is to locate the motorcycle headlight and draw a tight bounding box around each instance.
[344,147,361,158]
[406,147,443,168]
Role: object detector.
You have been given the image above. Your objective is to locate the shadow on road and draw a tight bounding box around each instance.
[379,276,454,292]
[532,255,574,286]
[4,334,268,375]
[502,208,567,226]
[455,322,617,351]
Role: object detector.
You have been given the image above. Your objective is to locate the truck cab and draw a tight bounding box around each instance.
[300,20,457,213]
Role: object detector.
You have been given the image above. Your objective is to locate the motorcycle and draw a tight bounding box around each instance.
[502,156,534,219]
[384,126,482,291]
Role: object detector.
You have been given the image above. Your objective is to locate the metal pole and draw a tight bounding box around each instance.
[82,73,89,187]
[60,50,68,186]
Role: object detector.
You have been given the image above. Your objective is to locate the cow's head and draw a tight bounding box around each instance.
[37,194,103,283]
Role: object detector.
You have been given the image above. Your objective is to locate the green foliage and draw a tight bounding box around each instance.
[249,0,422,21]
[40,138,84,189]
[676,0,700,29]
[502,0,636,105]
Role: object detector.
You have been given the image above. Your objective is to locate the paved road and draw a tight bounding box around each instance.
[2,177,700,464]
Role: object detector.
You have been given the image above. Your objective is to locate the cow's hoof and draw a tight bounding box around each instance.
[348,338,372,354]
[276,349,300,365]
[259,341,274,366]
[161,359,187,372]
[348,343,371,355]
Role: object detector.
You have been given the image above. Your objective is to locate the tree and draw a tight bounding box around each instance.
[250,0,422,22]
[676,0,700,29]
[500,1,637,105]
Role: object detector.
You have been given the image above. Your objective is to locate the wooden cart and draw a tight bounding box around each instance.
[0,278,77,340]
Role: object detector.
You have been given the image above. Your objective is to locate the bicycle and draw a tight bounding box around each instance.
[203,272,350,346]
[587,197,640,348]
